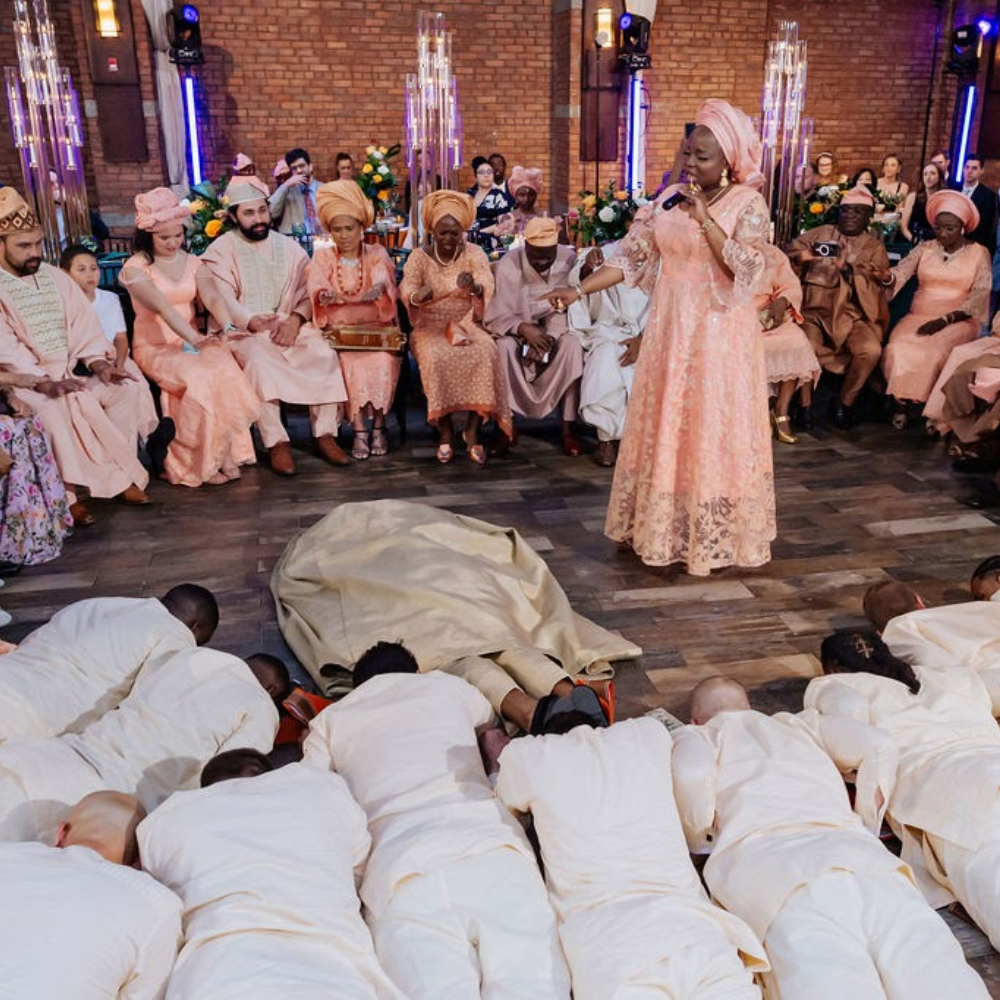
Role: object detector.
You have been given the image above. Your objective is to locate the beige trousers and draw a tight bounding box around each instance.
[440,649,571,715]
[255,401,341,448]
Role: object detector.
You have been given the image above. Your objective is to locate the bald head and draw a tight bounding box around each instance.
[160,584,219,645]
[862,581,923,633]
[689,676,750,724]
[55,791,146,865]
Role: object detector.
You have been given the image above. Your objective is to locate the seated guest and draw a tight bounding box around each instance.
[0,791,182,998]
[335,151,356,181]
[138,752,403,998]
[954,154,997,255]
[309,180,400,461]
[268,146,322,236]
[759,244,820,441]
[468,156,512,247]
[271,158,290,190]
[0,188,156,524]
[877,154,909,202]
[400,191,512,464]
[0,646,279,842]
[488,151,509,192]
[202,180,351,474]
[485,217,585,457]
[495,717,767,999]
[850,166,877,191]
[900,163,945,243]
[808,631,1000,953]
[0,583,215,743]
[303,656,571,1000]
[882,191,990,428]
[230,152,256,177]
[815,150,848,187]
[0,370,72,566]
[567,243,649,467]
[120,187,261,488]
[789,185,890,429]
[675,675,989,999]
[495,166,566,242]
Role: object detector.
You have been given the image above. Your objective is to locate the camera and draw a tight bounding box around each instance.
[814,241,840,258]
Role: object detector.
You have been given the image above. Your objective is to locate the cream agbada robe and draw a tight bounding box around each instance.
[138,764,403,999]
[0,842,181,1000]
[496,719,766,1000]
[0,597,195,742]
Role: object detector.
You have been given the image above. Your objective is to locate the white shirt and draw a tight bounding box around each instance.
[139,764,402,999]
[0,842,181,999]
[303,671,534,915]
[93,287,126,343]
[0,597,195,742]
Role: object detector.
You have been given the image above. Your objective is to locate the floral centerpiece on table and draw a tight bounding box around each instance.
[568,180,647,246]
[800,181,848,231]
[356,143,402,217]
[185,177,233,256]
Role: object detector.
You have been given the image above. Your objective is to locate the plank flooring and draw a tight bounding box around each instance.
[5,402,1000,990]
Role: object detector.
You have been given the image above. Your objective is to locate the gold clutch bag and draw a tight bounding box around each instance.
[323,324,407,352]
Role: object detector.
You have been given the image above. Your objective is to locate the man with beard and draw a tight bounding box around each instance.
[484,217,585,456]
[789,185,891,429]
[0,188,155,525]
[200,180,351,474]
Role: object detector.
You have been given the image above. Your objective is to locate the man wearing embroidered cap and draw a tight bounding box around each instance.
[200,179,351,474]
[485,216,585,455]
[0,187,156,524]
[789,184,891,430]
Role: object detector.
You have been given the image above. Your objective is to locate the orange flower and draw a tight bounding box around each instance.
[204,218,223,238]
[808,202,824,215]
[377,189,390,201]
[614,190,629,201]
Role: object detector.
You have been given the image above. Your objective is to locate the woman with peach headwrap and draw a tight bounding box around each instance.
[882,190,991,429]
[543,99,776,574]
[308,180,400,460]
[494,166,566,243]
[120,188,260,487]
[400,190,512,464]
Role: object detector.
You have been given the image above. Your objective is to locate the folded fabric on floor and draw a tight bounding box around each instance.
[271,499,641,695]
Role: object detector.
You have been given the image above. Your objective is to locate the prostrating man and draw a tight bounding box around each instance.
[201,180,350,474]
[789,185,891,429]
[0,187,156,524]
[268,146,322,236]
[954,153,997,254]
[808,631,1000,954]
[674,676,988,1000]
[0,583,217,743]
[0,647,278,843]
[139,750,402,999]
[0,791,182,999]
[567,242,649,467]
[496,717,767,1000]
[485,216,585,456]
[303,649,571,1000]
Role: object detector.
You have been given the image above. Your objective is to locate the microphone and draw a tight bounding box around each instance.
[660,189,686,211]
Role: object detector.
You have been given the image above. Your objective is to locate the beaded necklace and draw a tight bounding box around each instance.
[337,246,365,296]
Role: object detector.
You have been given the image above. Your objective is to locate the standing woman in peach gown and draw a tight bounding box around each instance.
[544,100,775,575]
[120,188,260,487]
[308,180,400,460]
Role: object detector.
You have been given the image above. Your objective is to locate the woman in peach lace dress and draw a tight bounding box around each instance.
[545,100,775,574]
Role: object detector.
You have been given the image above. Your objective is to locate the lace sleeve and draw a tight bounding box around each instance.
[606,202,660,296]
[721,192,770,301]
[962,245,993,328]
[888,242,925,300]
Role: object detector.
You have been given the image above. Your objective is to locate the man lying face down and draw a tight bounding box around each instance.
[138,747,402,999]
[303,641,572,1000]
[0,791,182,998]
[0,583,218,743]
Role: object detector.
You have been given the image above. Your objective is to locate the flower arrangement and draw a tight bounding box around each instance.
[568,180,646,246]
[186,177,233,255]
[356,143,402,214]
[800,182,847,231]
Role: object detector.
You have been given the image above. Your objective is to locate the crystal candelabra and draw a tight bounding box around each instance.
[5,0,88,260]
[404,10,463,244]
[760,20,808,247]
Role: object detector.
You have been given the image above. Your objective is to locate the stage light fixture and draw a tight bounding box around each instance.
[618,12,651,70]
[977,18,995,36]
[947,24,983,76]
[168,3,203,66]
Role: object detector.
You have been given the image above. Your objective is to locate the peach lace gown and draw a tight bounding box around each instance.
[605,185,776,575]
[883,240,992,403]
[400,244,512,436]
[307,244,401,420]
[123,254,260,487]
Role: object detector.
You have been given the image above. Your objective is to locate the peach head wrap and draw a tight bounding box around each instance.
[524,217,559,246]
[0,188,38,233]
[316,180,374,230]
[134,187,190,232]
[507,165,544,196]
[422,190,476,233]
[841,185,877,208]
[224,177,270,206]
[926,189,980,232]
[694,99,764,191]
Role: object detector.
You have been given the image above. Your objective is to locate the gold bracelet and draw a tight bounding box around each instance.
[699,218,717,236]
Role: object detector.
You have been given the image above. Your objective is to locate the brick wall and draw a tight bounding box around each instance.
[0,0,993,219]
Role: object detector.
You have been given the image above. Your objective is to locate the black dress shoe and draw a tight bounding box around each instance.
[793,404,813,431]
[952,456,999,475]
[962,489,1000,509]
[831,402,856,430]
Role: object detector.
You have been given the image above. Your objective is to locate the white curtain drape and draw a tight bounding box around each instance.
[141,0,189,196]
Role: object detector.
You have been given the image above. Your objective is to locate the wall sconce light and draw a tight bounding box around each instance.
[93,0,120,38]
[595,6,613,48]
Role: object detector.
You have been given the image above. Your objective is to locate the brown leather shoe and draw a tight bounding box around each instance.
[120,484,151,505]
[269,441,297,476]
[315,434,351,467]
[70,501,96,527]
[595,440,617,467]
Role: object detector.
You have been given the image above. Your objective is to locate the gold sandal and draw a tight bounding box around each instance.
[770,411,798,444]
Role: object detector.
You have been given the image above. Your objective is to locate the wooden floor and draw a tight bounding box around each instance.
[5,403,1000,989]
